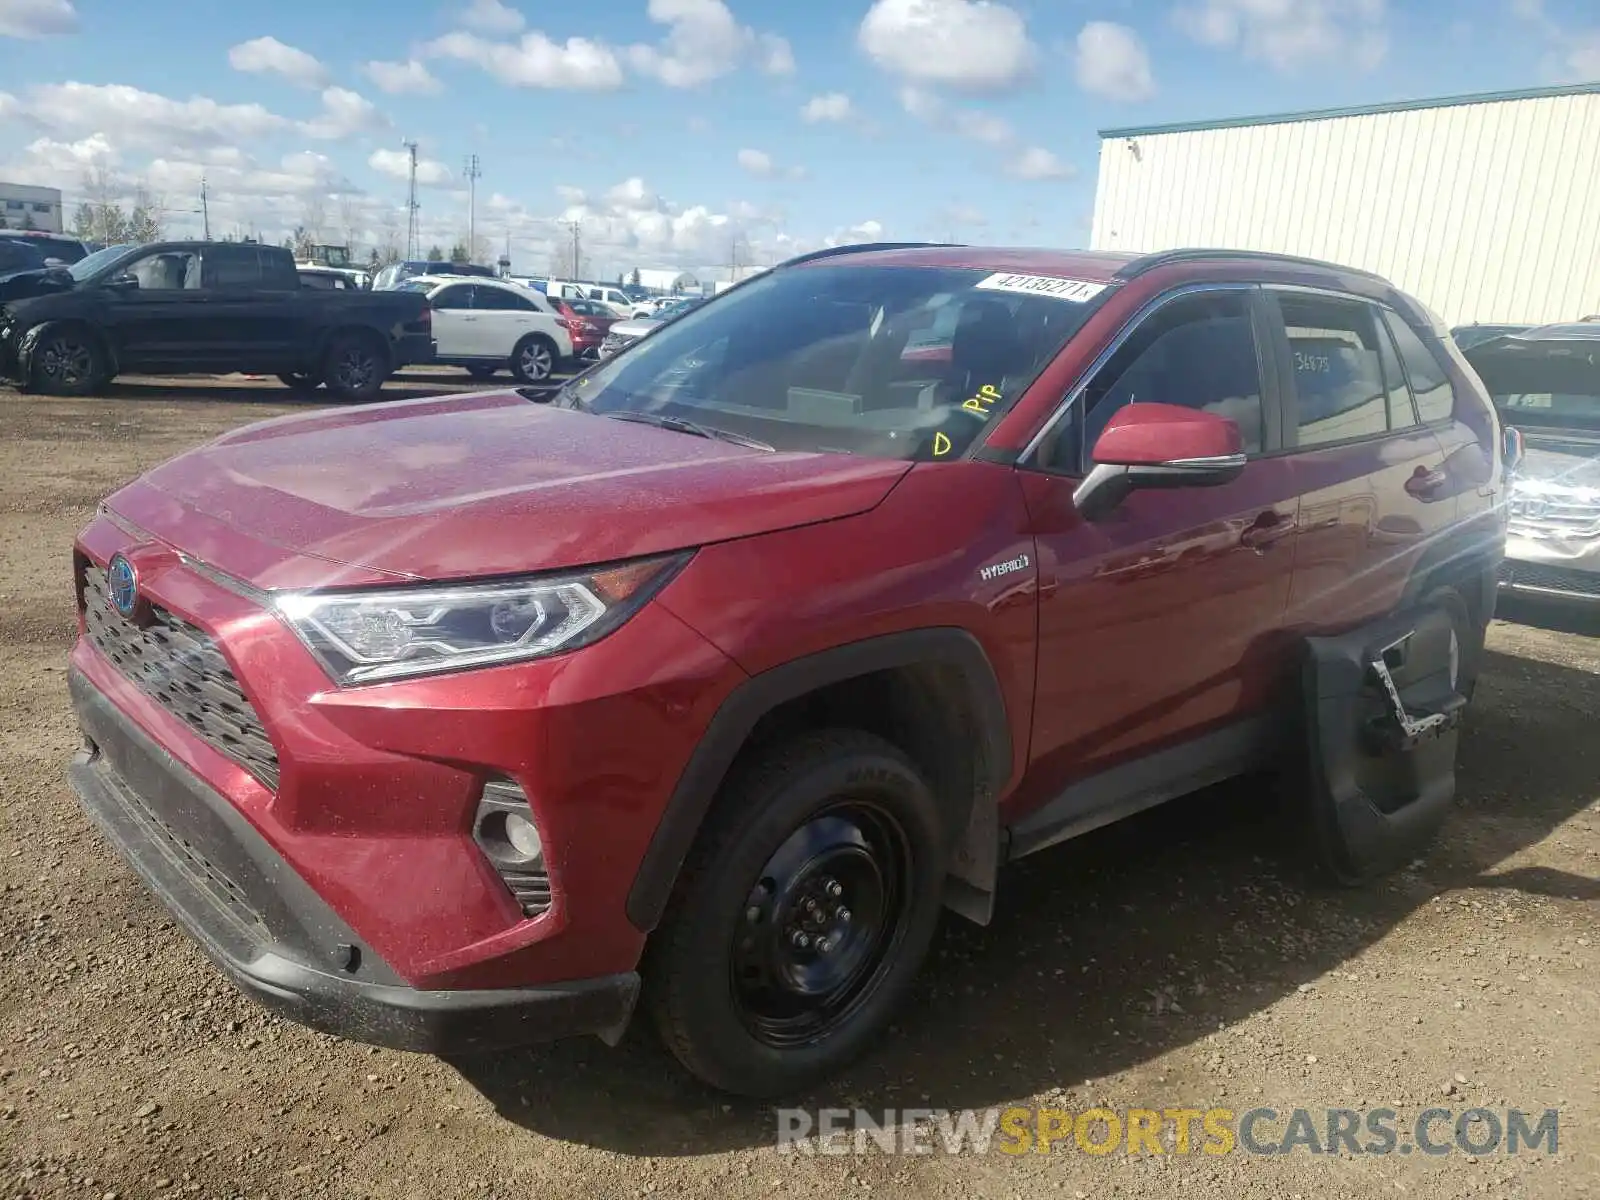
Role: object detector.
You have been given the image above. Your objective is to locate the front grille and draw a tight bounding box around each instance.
[1507,493,1600,537]
[1498,560,1600,598]
[82,564,281,790]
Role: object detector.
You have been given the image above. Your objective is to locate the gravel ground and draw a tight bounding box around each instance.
[1,382,1597,1200]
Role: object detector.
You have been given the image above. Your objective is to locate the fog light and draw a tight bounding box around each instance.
[473,777,552,918]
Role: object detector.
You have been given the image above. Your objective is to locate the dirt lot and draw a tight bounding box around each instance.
[1,379,1597,1200]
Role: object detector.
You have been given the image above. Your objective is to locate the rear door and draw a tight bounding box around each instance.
[200,244,298,370]
[473,285,548,357]
[1264,288,1455,632]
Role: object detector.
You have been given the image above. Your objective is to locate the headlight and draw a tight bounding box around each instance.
[274,552,689,685]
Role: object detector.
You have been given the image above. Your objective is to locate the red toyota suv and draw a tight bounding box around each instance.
[67,244,1506,1098]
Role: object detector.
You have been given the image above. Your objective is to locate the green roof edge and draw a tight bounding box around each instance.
[1099,80,1600,140]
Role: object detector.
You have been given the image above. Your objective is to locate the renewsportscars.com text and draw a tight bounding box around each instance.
[775,1106,1560,1158]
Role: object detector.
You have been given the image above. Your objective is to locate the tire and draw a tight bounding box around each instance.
[1427,585,1481,702]
[26,323,106,396]
[509,334,557,384]
[466,366,497,381]
[277,372,321,393]
[322,332,390,402]
[643,729,947,1098]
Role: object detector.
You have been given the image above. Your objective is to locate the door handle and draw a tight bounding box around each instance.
[1240,512,1293,554]
[1406,465,1449,499]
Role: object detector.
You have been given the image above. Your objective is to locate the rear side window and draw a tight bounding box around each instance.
[205,246,264,290]
[1374,313,1419,429]
[1383,311,1455,423]
[1278,293,1389,447]
[432,284,474,310]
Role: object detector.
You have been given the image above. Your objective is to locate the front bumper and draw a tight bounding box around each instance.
[68,666,640,1053]
[1498,527,1600,602]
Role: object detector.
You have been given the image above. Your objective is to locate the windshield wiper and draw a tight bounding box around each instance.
[603,410,774,451]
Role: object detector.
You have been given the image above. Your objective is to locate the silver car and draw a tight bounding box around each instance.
[1464,323,1600,604]
[598,295,704,358]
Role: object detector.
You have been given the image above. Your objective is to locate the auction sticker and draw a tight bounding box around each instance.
[973,273,1108,303]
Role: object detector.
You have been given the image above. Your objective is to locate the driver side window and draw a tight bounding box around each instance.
[1041,290,1265,473]
[125,250,199,291]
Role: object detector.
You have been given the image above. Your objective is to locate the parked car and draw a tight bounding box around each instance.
[597,295,704,357]
[0,229,90,265]
[0,236,51,298]
[554,297,618,360]
[546,280,652,319]
[397,275,572,383]
[372,260,498,290]
[1460,322,1600,603]
[1452,322,1532,351]
[63,242,1502,1102]
[296,265,362,291]
[0,241,434,400]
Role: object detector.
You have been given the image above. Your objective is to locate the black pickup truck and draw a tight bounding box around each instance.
[0,241,434,401]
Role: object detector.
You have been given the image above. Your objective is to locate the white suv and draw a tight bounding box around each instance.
[401,276,574,382]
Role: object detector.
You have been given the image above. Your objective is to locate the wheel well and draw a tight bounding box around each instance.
[23,319,115,372]
[715,664,1000,923]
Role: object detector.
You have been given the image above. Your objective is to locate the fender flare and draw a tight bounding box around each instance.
[624,627,1014,932]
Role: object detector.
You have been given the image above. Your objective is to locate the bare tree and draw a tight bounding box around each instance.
[337,193,361,251]
[79,162,128,245]
[301,193,328,243]
[125,183,164,244]
[376,209,403,265]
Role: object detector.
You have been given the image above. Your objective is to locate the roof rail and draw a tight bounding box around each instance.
[773,241,965,270]
[1114,247,1391,284]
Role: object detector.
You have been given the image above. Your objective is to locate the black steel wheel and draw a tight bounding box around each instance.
[731,804,912,1048]
[644,729,947,1097]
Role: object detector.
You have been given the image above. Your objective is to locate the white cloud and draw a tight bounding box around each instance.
[1075,21,1155,102]
[1513,0,1600,81]
[369,147,453,187]
[424,29,625,89]
[1005,147,1072,181]
[1567,31,1600,76]
[363,59,443,95]
[898,86,1013,145]
[1175,0,1388,72]
[737,148,775,177]
[0,0,75,38]
[627,0,796,87]
[22,82,291,150]
[858,0,1036,91]
[801,92,853,122]
[459,0,525,35]
[555,184,588,205]
[227,36,331,90]
[759,32,796,75]
[302,86,389,140]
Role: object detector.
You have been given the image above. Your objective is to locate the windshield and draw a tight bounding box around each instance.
[68,243,135,281]
[1496,391,1600,432]
[559,263,1109,462]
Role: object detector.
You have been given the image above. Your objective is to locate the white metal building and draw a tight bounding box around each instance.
[0,182,64,233]
[1089,82,1600,327]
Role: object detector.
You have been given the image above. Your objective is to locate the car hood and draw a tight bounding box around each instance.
[610,317,662,338]
[1464,333,1600,488]
[103,389,912,591]
[0,267,75,305]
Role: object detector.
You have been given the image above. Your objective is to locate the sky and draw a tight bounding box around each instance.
[0,0,1597,282]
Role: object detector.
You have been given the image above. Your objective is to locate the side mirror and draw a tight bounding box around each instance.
[1072,403,1246,520]
[104,272,140,292]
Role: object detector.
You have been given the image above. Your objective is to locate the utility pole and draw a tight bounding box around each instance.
[728,232,744,282]
[402,140,420,261]
[564,220,582,279]
[200,177,211,241]
[463,153,481,263]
